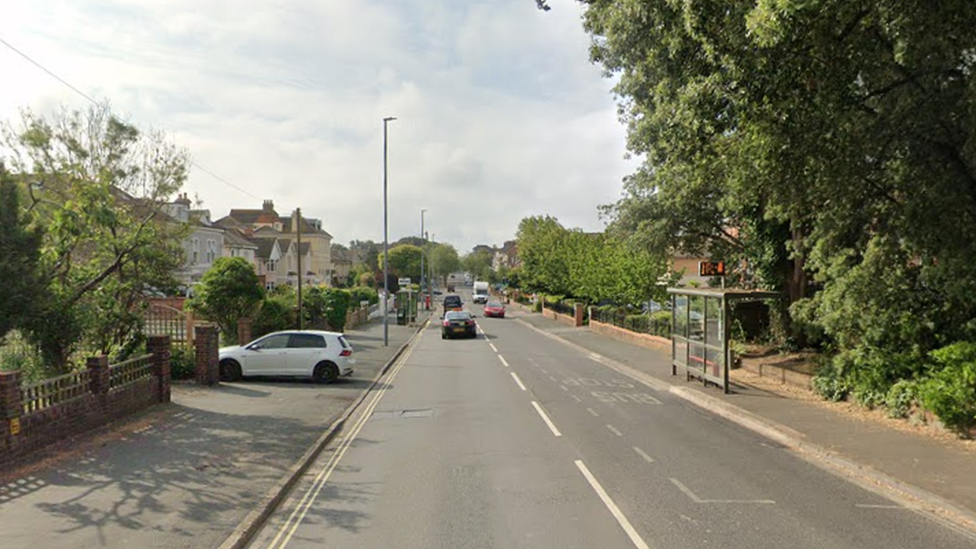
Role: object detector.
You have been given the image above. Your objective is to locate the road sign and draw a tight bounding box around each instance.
[398,277,411,286]
[699,261,726,277]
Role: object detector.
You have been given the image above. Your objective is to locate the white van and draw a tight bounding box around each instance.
[472,281,490,304]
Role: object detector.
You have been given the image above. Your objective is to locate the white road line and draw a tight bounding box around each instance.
[575,460,652,549]
[606,424,624,437]
[855,504,907,509]
[511,372,527,391]
[549,375,557,382]
[266,333,420,549]
[587,407,599,417]
[669,478,775,505]
[560,385,569,391]
[530,401,562,437]
[570,395,583,403]
[633,447,655,463]
[489,343,498,352]
[539,368,548,374]
[498,355,510,368]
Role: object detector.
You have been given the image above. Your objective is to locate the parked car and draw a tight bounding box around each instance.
[483,301,506,318]
[441,310,477,339]
[218,330,354,383]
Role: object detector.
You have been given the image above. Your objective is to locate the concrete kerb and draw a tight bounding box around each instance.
[217,316,432,549]
[514,317,976,540]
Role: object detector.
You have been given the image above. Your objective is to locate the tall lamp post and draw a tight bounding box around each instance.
[383,116,396,346]
[420,209,426,309]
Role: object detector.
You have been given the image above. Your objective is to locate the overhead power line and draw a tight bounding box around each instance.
[0,34,260,200]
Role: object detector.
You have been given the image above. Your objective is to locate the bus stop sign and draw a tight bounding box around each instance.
[699,261,725,277]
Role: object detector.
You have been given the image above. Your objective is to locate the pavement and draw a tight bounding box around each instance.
[515,309,976,531]
[0,310,430,549]
[242,296,976,549]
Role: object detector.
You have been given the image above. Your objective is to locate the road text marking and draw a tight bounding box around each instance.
[607,424,624,437]
[570,395,583,403]
[587,407,600,417]
[575,460,652,549]
[511,372,527,391]
[633,447,655,463]
[531,401,562,437]
[669,478,775,505]
[560,385,569,391]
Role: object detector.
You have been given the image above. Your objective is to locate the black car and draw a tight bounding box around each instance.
[443,294,463,313]
[441,311,477,339]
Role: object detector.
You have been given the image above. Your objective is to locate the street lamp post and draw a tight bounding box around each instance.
[420,209,426,310]
[383,116,396,346]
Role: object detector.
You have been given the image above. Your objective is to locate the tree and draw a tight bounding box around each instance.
[379,244,423,281]
[2,103,189,370]
[430,243,461,280]
[516,216,571,295]
[350,239,380,273]
[462,250,493,282]
[188,257,264,343]
[0,164,43,339]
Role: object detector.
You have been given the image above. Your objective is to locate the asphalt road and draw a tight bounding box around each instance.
[245,290,976,549]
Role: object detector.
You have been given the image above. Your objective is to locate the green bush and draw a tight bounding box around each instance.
[533,300,542,313]
[812,360,851,402]
[623,314,650,333]
[348,286,379,306]
[919,342,976,433]
[885,379,920,419]
[253,294,296,338]
[649,310,672,338]
[170,345,196,380]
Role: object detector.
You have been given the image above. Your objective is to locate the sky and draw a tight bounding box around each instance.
[0,0,640,253]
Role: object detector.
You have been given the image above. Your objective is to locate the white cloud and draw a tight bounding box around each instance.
[0,0,639,252]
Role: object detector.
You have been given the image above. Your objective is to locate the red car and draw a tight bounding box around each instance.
[483,301,506,318]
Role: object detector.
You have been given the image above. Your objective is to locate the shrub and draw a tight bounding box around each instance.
[533,300,542,313]
[919,342,976,433]
[348,286,379,306]
[623,314,650,333]
[812,360,851,402]
[170,345,196,380]
[885,379,920,419]
[253,294,296,338]
[649,310,672,338]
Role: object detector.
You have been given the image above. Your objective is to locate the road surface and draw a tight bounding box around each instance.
[245,290,976,549]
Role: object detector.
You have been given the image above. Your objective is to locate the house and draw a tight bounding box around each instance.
[215,199,333,288]
[163,194,224,285]
[331,245,353,286]
[492,240,519,271]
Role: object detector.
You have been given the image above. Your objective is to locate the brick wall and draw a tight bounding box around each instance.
[0,337,172,469]
[589,319,671,353]
[195,326,220,386]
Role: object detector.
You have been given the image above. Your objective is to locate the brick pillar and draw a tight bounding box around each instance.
[195,326,220,386]
[87,355,110,407]
[0,370,23,420]
[148,335,172,403]
[574,303,584,327]
[237,318,252,346]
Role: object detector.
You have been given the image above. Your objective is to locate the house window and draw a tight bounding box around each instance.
[266,259,277,273]
[265,281,276,291]
[206,239,217,263]
[191,238,199,265]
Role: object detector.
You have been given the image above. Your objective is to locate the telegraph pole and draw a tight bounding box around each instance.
[296,208,304,330]
[383,116,396,346]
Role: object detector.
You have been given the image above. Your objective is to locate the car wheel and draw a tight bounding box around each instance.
[220,359,242,382]
[313,361,340,384]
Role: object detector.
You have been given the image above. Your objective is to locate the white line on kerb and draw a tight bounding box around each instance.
[633,447,655,463]
[587,407,599,417]
[531,401,562,437]
[498,355,510,368]
[606,424,624,437]
[575,460,652,549]
[511,372,527,391]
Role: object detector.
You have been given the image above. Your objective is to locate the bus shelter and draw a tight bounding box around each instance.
[668,288,780,394]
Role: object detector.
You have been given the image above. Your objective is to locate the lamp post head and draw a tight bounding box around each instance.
[383,116,397,122]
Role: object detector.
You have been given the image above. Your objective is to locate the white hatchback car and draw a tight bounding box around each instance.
[218,330,354,383]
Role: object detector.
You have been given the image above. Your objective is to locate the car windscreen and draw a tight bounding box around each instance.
[486,302,502,308]
[443,296,462,306]
[445,311,472,320]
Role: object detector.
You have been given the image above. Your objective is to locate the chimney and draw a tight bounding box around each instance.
[175,193,191,207]
[263,199,274,212]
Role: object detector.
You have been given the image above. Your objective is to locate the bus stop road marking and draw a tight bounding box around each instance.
[669,478,775,505]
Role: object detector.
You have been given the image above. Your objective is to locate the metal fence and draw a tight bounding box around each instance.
[21,369,92,414]
[144,303,191,345]
[545,299,579,318]
[590,307,671,339]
